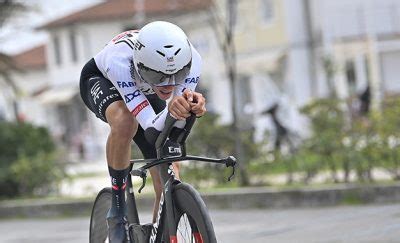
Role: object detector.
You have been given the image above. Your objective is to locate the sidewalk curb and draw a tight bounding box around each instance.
[1,184,400,218]
[202,183,400,209]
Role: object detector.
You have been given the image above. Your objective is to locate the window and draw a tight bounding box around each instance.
[69,30,78,62]
[53,35,61,65]
[260,0,275,24]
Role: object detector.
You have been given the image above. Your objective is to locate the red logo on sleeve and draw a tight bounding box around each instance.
[132,100,149,116]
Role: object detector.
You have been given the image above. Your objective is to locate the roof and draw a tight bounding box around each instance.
[12,45,47,70]
[38,0,211,29]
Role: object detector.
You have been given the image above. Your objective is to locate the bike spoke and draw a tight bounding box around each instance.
[177,213,194,242]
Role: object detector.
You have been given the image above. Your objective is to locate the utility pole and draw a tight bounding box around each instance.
[302,0,317,97]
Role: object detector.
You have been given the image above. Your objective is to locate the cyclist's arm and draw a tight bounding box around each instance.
[174,46,206,116]
[174,45,202,96]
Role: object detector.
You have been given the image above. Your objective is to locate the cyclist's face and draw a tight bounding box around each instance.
[153,85,175,100]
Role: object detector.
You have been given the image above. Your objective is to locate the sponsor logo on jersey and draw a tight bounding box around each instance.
[117,81,136,88]
[90,81,103,105]
[98,93,120,119]
[111,30,137,43]
[152,110,165,124]
[124,90,141,103]
[131,100,149,116]
[185,76,200,84]
[134,40,145,51]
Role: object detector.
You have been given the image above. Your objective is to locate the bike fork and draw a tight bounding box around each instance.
[164,177,177,243]
[148,180,176,243]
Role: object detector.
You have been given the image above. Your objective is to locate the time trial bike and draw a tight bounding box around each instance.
[89,113,237,243]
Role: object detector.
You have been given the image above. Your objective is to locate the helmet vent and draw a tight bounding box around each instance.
[164,45,173,48]
[156,50,166,57]
[174,48,181,55]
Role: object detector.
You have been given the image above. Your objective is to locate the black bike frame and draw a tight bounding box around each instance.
[125,113,236,242]
[125,168,140,225]
[127,157,235,242]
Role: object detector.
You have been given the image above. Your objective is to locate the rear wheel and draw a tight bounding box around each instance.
[89,188,111,243]
[171,183,217,243]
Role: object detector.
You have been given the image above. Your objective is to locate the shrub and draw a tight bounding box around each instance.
[182,114,261,187]
[0,122,64,198]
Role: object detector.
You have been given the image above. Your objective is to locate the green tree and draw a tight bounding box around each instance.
[183,113,260,187]
[376,96,400,179]
[301,98,345,183]
[0,122,64,198]
[0,1,28,120]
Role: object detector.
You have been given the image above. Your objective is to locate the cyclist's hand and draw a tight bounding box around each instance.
[182,89,194,102]
[189,92,206,117]
[168,95,191,120]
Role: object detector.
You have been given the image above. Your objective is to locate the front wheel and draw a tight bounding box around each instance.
[89,187,111,243]
[172,183,217,243]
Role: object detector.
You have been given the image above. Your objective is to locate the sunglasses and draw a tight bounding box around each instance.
[137,61,191,87]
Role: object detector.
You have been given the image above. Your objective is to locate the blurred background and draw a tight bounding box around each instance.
[1,0,400,241]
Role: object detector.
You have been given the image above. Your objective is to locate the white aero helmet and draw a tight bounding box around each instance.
[133,21,192,86]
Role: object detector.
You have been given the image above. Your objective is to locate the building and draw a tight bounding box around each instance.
[315,0,400,108]
[9,45,52,127]
[223,0,400,140]
[5,0,400,163]
[11,0,214,164]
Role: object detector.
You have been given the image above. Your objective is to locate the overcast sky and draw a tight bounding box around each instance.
[0,0,101,55]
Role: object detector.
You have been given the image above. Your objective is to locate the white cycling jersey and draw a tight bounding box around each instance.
[94,30,201,131]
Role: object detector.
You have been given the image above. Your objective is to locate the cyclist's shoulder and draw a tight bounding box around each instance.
[190,43,201,62]
[101,30,139,55]
[110,29,139,43]
[95,32,138,66]
[187,44,202,76]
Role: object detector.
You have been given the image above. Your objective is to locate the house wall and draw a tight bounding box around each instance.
[13,69,49,126]
[318,0,400,101]
[8,0,400,164]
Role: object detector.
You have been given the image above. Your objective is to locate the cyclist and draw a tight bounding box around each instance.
[80,21,206,242]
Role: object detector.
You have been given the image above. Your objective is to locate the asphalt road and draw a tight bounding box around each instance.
[0,204,399,243]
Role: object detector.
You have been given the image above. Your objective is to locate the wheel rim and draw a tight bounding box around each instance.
[90,191,111,243]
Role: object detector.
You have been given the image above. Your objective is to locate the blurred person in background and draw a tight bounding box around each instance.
[79,21,206,242]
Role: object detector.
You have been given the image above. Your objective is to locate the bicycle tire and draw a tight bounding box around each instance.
[170,182,217,243]
[89,187,112,243]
